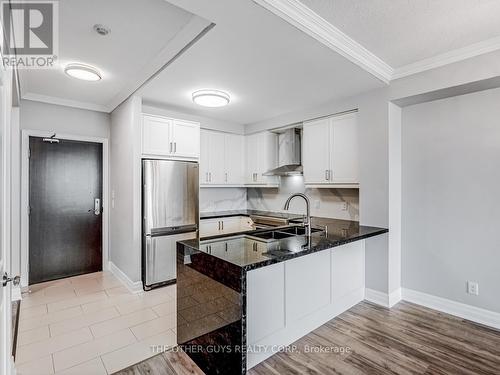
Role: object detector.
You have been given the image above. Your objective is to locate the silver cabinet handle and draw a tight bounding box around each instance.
[218,221,220,230]
[206,172,209,183]
[325,169,330,181]
[221,221,224,230]
[209,172,212,182]
[225,172,228,183]
[174,142,177,153]
[170,142,173,153]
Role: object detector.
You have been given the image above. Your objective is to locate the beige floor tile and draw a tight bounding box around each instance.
[152,300,176,317]
[90,308,158,338]
[49,307,120,336]
[115,292,173,315]
[16,328,93,364]
[140,329,177,351]
[54,358,107,375]
[130,313,176,341]
[100,342,152,374]
[47,291,108,313]
[20,305,83,332]
[16,355,54,375]
[80,293,138,314]
[96,276,122,289]
[21,290,78,309]
[20,304,48,320]
[53,329,136,372]
[105,286,130,297]
[17,325,50,346]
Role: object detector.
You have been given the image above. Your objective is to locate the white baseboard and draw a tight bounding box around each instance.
[11,286,22,301]
[365,288,402,308]
[108,261,143,294]
[402,288,500,330]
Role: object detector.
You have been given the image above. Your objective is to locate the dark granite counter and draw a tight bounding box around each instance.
[177,215,387,375]
[183,217,387,271]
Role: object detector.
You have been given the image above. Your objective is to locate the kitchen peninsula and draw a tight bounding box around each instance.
[176,211,387,374]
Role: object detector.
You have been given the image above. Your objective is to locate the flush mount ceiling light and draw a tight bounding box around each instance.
[64,63,102,81]
[192,89,230,107]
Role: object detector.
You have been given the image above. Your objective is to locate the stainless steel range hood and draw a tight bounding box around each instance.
[263,128,302,176]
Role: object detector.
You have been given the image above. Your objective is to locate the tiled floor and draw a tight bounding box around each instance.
[16,271,177,375]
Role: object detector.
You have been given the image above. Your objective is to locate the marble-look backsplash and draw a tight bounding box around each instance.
[247,176,359,221]
[200,188,247,212]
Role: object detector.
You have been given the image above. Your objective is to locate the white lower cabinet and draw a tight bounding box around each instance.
[247,262,285,344]
[199,216,253,237]
[247,240,365,370]
[285,251,331,323]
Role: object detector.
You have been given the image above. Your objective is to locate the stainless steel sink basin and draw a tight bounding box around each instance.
[247,230,295,242]
[276,226,323,235]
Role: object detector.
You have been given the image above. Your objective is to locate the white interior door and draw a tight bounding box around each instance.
[0,73,13,375]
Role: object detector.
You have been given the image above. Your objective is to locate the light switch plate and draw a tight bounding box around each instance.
[467,281,479,296]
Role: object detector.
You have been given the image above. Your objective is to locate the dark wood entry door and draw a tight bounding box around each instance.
[29,137,103,284]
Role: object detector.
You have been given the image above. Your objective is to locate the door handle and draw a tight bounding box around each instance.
[2,273,20,287]
[88,198,101,215]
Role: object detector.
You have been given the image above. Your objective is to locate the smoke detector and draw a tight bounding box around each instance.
[93,24,111,36]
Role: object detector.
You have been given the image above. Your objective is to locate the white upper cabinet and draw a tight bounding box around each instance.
[224,133,245,185]
[142,114,200,160]
[245,132,278,186]
[303,112,359,187]
[200,130,245,186]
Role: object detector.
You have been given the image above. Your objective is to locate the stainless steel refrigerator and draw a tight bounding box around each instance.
[142,159,199,290]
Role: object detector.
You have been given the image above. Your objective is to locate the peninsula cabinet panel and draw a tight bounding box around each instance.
[247,262,285,345]
[331,241,364,302]
[285,250,331,323]
[303,112,359,187]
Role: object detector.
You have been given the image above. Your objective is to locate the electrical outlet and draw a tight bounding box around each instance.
[467,281,479,296]
[341,202,348,211]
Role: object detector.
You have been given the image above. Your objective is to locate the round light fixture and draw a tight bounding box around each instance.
[192,89,230,107]
[64,64,102,81]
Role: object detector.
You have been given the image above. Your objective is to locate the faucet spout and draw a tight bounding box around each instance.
[283,193,311,237]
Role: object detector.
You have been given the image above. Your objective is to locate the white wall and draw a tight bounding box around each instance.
[109,96,142,284]
[247,176,359,221]
[20,99,110,137]
[402,87,500,313]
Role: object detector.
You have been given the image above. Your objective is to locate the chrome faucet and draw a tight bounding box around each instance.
[283,193,311,237]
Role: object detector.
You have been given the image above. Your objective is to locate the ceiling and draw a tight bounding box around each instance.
[139,0,384,125]
[18,0,500,125]
[19,0,211,112]
[299,0,500,68]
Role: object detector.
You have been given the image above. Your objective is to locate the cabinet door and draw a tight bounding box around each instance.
[220,216,241,234]
[200,129,210,184]
[245,134,259,184]
[142,115,172,156]
[171,120,200,159]
[207,131,226,184]
[302,118,331,184]
[330,113,359,184]
[199,219,221,237]
[225,134,244,185]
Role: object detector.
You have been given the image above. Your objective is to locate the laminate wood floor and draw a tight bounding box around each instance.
[115,301,500,375]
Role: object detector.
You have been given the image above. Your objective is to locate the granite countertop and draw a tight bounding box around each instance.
[180,216,388,271]
[200,209,304,220]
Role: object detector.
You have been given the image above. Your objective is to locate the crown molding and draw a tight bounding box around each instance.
[392,35,500,80]
[22,92,110,113]
[253,0,393,83]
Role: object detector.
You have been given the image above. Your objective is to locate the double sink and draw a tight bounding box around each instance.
[247,225,323,242]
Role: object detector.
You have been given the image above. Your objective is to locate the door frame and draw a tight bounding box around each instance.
[20,130,109,288]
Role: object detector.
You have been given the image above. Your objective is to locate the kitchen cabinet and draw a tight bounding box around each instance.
[303,112,359,187]
[199,216,253,237]
[245,132,279,186]
[200,130,245,186]
[142,114,200,160]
